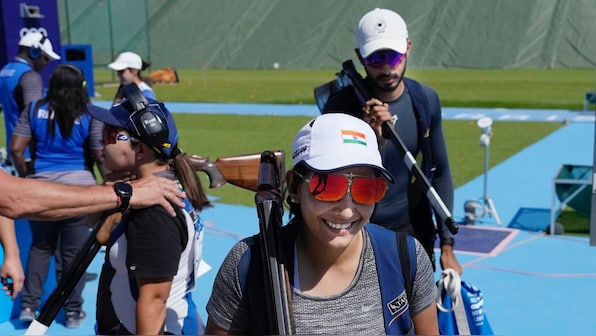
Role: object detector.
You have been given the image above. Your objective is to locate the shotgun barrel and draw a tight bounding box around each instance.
[254,150,294,334]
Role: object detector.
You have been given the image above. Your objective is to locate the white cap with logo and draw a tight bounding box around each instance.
[108,52,143,71]
[356,8,409,58]
[291,113,393,181]
[19,31,61,60]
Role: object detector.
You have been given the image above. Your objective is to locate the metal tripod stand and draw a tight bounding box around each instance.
[464,117,502,225]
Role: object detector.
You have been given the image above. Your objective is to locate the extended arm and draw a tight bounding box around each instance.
[0,172,184,219]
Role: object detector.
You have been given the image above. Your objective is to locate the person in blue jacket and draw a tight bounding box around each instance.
[10,64,102,328]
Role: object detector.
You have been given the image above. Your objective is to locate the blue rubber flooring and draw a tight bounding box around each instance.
[1,104,595,335]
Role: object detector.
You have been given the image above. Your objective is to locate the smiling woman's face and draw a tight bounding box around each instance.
[297,166,378,250]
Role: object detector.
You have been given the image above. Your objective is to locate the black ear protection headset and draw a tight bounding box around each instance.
[121,83,169,151]
[28,35,47,60]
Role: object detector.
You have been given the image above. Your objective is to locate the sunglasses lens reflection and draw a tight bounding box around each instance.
[308,174,387,204]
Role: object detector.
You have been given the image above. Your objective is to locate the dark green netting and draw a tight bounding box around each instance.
[58,0,596,69]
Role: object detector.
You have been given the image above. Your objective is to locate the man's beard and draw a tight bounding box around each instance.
[366,62,407,93]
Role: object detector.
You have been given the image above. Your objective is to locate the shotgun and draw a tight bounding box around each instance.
[186,150,285,192]
[255,150,294,334]
[316,60,458,235]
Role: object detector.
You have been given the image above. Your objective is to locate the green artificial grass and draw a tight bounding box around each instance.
[93,68,596,110]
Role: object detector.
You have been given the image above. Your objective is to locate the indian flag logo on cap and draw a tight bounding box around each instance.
[341,129,367,146]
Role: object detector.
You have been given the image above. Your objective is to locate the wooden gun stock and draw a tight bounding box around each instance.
[186,150,285,192]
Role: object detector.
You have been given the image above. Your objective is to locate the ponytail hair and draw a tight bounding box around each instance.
[171,151,211,211]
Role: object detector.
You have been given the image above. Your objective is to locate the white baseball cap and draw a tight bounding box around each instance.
[356,8,409,58]
[108,52,142,71]
[19,31,60,60]
[292,113,393,181]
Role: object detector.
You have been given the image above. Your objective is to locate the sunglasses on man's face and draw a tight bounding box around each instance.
[364,50,406,69]
[297,172,388,205]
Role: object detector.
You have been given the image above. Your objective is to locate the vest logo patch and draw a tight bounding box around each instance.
[387,291,409,316]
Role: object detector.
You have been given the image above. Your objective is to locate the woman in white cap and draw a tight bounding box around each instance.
[108,51,155,105]
[205,113,439,335]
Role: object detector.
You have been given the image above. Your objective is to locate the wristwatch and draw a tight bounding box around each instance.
[113,182,133,212]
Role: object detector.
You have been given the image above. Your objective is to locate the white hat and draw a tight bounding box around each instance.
[19,31,60,61]
[108,52,142,71]
[292,113,393,181]
[357,8,409,58]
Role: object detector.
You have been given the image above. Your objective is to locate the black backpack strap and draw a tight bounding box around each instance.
[403,77,432,178]
[397,232,412,303]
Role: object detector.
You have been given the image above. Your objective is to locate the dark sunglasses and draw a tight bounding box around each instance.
[296,172,387,205]
[101,125,137,145]
[364,50,406,69]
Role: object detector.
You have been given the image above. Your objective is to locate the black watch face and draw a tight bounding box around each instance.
[116,182,132,196]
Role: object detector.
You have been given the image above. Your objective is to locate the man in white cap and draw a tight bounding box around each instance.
[0,30,60,174]
[108,51,155,105]
[322,8,462,275]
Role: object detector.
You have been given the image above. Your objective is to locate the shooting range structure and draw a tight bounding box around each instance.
[464,117,502,225]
